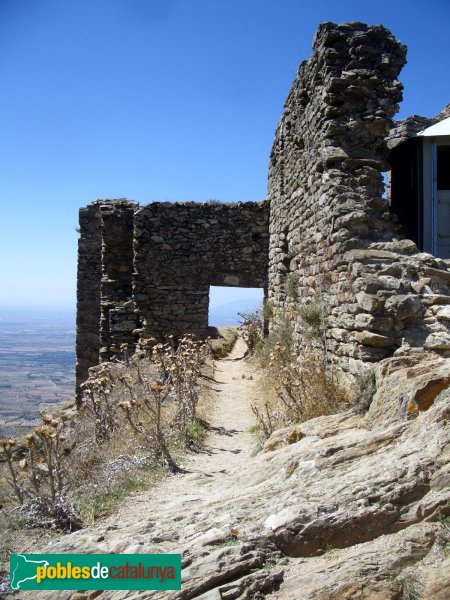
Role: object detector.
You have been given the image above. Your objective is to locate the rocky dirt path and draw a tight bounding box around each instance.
[106,335,258,540]
[182,334,256,478]
[19,336,266,599]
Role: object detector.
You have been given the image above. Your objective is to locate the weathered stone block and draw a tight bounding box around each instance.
[356,291,385,313]
[385,294,423,319]
[424,332,450,351]
[431,306,450,321]
[355,331,395,348]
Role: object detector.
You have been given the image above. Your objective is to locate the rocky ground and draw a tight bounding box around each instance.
[10,337,450,600]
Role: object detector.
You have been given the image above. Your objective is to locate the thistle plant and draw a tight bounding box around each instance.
[0,333,208,529]
[119,381,179,472]
[0,438,24,504]
[120,342,130,366]
[79,363,118,443]
[116,334,207,469]
[148,335,207,438]
[0,415,79,529]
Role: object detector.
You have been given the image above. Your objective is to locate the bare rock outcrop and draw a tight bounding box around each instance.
[369,351,450,424]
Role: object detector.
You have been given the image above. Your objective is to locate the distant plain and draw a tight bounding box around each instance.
[0,308,75,436]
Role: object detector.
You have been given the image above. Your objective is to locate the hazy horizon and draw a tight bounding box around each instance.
[0,286,263,313]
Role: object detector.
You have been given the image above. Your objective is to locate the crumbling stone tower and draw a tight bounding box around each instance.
[268,22,450,378]
[76,21,450,397]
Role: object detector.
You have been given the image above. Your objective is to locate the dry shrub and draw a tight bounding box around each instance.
[0,415,80,530]
[256,310,294,362]
[1,334,209,530]
[298,297,324,340]
[252,316,349,442]
[270,344,348,423]
[239,311,263,353]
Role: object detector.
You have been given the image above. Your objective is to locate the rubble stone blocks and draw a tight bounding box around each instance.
[267,22,450,378]
[76,21,450,396]
[76,203,102,401]
[76,200,269,398]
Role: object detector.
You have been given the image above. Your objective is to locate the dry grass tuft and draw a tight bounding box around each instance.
[251,315,350,443]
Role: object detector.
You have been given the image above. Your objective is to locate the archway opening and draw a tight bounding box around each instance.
[208,286,264,329]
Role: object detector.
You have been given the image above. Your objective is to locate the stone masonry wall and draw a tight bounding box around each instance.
[76,203,102,401]
[76,200,269,398]
[133,202,269,341]
[77,21,450,398]
[98,201,136,364]
[268,22,450,378]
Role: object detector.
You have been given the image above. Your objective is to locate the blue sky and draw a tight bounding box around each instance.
[1,0,449,310]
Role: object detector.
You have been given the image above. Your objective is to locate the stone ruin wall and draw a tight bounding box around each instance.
[268,22,450,379]
[76,200,269,398]
[133,202,269,338]
[77,20,450,396]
